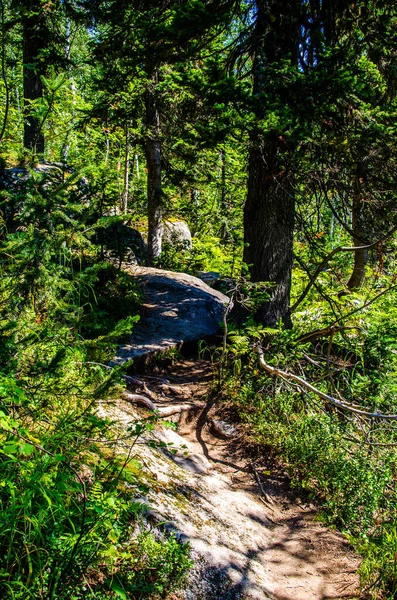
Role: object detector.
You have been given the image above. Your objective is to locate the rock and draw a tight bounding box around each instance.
[210,420,238,439]
[197,272,236,297]
[98,223,147,265]
[163,220,192,250]
[197,271,222,286]
[0,163,68,192]
[112,266,229,365]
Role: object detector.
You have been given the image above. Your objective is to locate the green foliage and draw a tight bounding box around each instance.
[108,531,193,599]
[2,1,397,598]
[223,280,397,597]
[0,171,192,599]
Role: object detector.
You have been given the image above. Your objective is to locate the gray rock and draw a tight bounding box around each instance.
[197,271,236,297]
[112,267,229,365]
[163,220,192,250]
[210,420,238,439]
[0,163,67,191]
[197,271,222,286]
[99,223,147,265]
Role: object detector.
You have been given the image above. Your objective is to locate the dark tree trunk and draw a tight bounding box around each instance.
[243,0,299,327]
[243,133,294,327]
[145,72,162,265]
[22,9,45,156]
[121,121,130,214]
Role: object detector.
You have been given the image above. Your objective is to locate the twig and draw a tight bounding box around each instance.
[251,464,276,507]
[291,226,397,313]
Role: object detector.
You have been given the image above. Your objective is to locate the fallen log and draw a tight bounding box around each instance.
[121,391,156,411]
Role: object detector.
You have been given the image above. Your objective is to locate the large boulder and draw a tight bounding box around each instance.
[99,222,147,265]
[163,220,192,250]
[0,163,69,192]
[0,164,90,230]
[112,266,229,365]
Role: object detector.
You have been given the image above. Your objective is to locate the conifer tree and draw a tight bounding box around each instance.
[89,0,237,264]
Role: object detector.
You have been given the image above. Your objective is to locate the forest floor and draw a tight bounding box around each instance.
[104,357,362,600]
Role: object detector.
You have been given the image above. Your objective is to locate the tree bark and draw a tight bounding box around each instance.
[22,7,45,156]
[122,121,130,214]
[220,148,228,241]
[0,0,10,145]
[243,1,298,327]
[243,133,294,327]
[145,72,162,266]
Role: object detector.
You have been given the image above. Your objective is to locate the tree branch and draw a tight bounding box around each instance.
[256,345,397,420]
[290,225,397,313]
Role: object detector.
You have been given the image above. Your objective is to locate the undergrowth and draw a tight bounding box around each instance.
[0,171,192,599]
[221,283,397,599]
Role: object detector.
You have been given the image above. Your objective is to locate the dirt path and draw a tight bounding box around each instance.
[106,358,361,600]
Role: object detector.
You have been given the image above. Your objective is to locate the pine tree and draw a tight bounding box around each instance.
[89,0,237,264]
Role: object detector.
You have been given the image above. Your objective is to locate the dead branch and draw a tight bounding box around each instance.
[290,225,397,313]
[297,325,360,344]
[250,464,277,509]
[327,283,397,329]
[156,403,199,417]
[124,375,157,399]
[256,346,397,420]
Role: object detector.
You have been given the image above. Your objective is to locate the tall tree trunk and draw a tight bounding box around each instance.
[22,9,45,156]
[220,148,228,241]
[243,0,298,327]
[61,17,76,163]
[0,0,9,145]
[122,121,130,214]
[347,169,367,289]
[243,133,294,327]
[145,72,162,266]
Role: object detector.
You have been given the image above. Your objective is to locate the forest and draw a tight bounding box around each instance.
[1,0,397,598]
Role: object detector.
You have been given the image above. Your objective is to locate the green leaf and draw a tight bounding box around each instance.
[20,443,35,456]
[2,443,18,455]
[110,580,127,600]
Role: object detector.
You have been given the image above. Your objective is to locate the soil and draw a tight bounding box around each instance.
[105,358,362,600]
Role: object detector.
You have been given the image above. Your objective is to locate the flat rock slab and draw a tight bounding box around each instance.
[112,267,229,365]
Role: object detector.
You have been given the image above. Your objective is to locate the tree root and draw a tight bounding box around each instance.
[120,391,199,417]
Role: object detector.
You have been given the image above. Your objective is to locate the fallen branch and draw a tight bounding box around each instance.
[124,375,157,399]
[297,325,360,344]
[156,403,199,417]
[250,464,277,510]
[121,391,157,411]
[256,346,397,420]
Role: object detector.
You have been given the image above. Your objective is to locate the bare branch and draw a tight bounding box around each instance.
[256,346,397,420]
[297,325,360,344]
[120,390,199,417]
[290,225,397,313]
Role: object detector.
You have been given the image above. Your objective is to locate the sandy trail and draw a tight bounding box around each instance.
[104,359,361,600]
